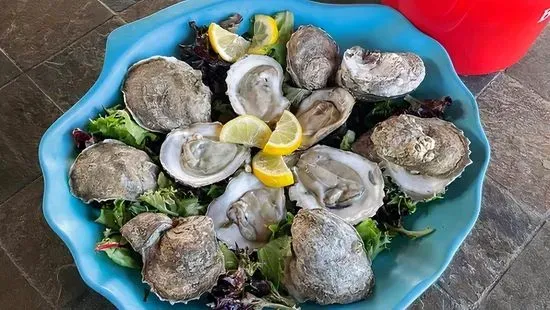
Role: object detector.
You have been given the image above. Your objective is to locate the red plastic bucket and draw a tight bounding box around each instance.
[382,0,550,75]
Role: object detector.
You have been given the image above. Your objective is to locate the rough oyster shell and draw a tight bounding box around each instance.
[336,46,425,101]
[287,25,340,90]
[123,56,212,133]
[226,55,290,122]
[142,216,224,304]
[69,139,159,203]
[295,87,356,149]
[160,122,250,188]
[120,213,172,256]
[289,145,384,225]
[207,172,285,250]
[283,208,374,305]
[360,114,472,200]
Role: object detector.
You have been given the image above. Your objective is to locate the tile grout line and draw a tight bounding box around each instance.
[25,74,66,113]
[0,48,24,89]
[0,176,55,308]
[95,0,118,16]
[504,72,550,103]
[474,71,503,98]
[0,174,43,208]
[473,218,547,308]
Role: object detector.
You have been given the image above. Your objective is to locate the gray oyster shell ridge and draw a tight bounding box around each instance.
[286,25,340,90]
[69,139,160,203]
[120,213,173,257]
[122,56,212,133]
[142,216,225,304]
[283,208,374,305]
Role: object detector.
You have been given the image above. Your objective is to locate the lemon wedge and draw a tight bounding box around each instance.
[247,15,279,55]
[252,151,294,188]
[263,110,302,155]
[219,115,272,148]
[208,23,250,62]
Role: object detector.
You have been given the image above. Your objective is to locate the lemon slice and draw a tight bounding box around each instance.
[208,23,250,62]
[219,115,272,148]
[263,110,302,155]
[252,151,294,188]
[247,15,279,55]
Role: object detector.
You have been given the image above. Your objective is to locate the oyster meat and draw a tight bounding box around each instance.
[287,25,339,90]
[123,56,212,133]
[226,55,289,122]
[289,145,384,225]
[160,122,250,188]
[207,172,285,250]
[336,46,426,101]
[120,213,173,256]
[141,216,224,304]
[69,140,159,203]
[283,208,374,305]
[357,114,471,200]
[295,87,355,149]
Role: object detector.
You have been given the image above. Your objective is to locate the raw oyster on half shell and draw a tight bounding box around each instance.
[355,114,471,200]
[69,140,159,203]
[140,216,224,304]
[226,55,290,123]
[287,25,340,90]
[283,208,374,305]
[207,172,285,250]
[289,145,384,225]
[160,122,250,188]
[295,87,355,149]
[123,56,212,132]
[336,46,425,101]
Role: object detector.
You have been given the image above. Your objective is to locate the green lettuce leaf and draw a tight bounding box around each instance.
[88,107,157,148]
[95,208,118,230]
[205,184,225,200]
[175,197,205,216]
[138,187,205,217]
[157,172,175,189]
[258,236,292,289]
[220,243,238,271]
[112,200,131,228]
[268,212,294,240]
[95,235,141,269]
[355,219,392,261]
[339,130,356,151]
[273,11,294,43]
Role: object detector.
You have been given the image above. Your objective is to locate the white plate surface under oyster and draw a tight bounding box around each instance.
[295,87,355,149]
[283,208,374,305]
[361,114,471,200]
[69,139,159,203]
[226,55,289,123]
[337,46,425,101]
[123,56,212,133]
[207,172,285,250]
[160,122,250,188]
[289,145,384,225]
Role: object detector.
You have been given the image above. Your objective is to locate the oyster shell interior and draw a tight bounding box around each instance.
[289,145,385,225]
[207,172,285,249]
[69,140,159,203]
[286,25,339,90]
[160,122,250,188]
[123,56,212,133]
[367,114,471,200]
[283,208,374,305]
[226,55,290,122]
[337,46,426,101]
[295,87,355,149]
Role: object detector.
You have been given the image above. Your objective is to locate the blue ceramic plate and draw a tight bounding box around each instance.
[39,0,490,309]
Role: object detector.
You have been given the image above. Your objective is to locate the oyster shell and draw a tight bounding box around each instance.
[295,87,355,149]
[160,122,250,188]
[142,216,224,304]
[287,25,339,90]
[69,140,159,203]
[336,46,426,101]
[361,114,472,200]
[123,56,212,133]
[226,55,289,122]
[289,145,384,225]
[207,172,285,250]
[283,208,374,305]
[120,213,172,256]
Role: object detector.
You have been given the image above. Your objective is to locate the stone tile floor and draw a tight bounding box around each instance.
[0,0,548,309]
